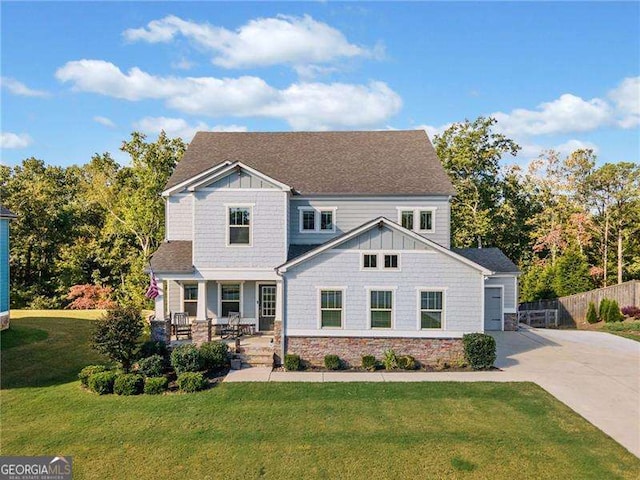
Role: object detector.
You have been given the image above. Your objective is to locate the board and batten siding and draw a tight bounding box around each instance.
[284,248,483,337]
[485,276,518,312]
[166,195,193,241]
[193,190,287,268]
[0,220,9,313]
[289,198,451,248]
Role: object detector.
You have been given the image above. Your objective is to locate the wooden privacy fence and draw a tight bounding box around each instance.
[520,280,639,328]
[518,310,558,328]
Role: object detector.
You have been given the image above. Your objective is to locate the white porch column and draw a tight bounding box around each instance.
[197,280,207,321]
[154,280,165,320]
[275,279,283,322]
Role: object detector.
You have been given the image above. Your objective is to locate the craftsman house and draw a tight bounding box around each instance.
[149,131,519,366]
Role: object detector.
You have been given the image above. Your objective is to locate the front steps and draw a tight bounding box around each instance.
[230,335,275,368]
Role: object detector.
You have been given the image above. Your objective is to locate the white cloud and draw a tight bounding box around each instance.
[0,77,49,97]
[414,123,453,140]
[608,76,640,128]
[134,116,246,140]
[56,60,402,130]
[123,14,378,70]
[93,116,116,128]
[518,139,599,160]
[0,132,32,149]
[171,58,195,70]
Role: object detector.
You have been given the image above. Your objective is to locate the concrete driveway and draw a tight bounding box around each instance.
[492,327,640,457]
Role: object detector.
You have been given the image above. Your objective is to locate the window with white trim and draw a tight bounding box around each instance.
[183,284,198,317]
[320,289,343,328]
[220,284,241,317]
[420,290,443,329]
[400,210,414,230]
[299,207,336,233]
[398,208,435,232]
[363,254,377,269]
[370,290,393,328]
[384,254,398,269]
[420,211,433,231]
[228,207,251,244]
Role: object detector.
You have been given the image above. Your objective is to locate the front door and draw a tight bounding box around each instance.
[259,285,276,331]
[484,287,503,331]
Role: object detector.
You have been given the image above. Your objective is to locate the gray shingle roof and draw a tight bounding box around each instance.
[452,248,520,274]
[0,204,17,218]
[149,241,194,273]
[165,131,455,196]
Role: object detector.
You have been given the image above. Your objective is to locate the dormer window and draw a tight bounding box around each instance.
[299,207,336,233]
[398,207,435,233]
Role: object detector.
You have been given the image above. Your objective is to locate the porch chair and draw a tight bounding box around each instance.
[172,312,192,340]
[221,312,241,339]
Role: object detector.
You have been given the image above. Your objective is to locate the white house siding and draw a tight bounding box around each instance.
[284,248,483,337]
[167,280,181,314]
[289,197,451,248]
[166,195,192,241]
[193,189,287,268]
[208,170,278,189]
[485,276,518,312]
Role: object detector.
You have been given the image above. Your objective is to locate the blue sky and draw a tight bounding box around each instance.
[1,2,638,168]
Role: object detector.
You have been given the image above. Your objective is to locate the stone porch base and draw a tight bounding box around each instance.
[0,312,9,331]
[286,336,464,368]
[504,313,518,331]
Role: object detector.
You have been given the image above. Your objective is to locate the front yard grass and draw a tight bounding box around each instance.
[1,311,639,479]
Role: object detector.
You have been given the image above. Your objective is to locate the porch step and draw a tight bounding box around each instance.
[236,347,274,356]
[234,353,274,367]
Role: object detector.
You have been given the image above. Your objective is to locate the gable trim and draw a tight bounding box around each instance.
[276,217,492,275]
[187,161,292,192]
[161,161,232,197]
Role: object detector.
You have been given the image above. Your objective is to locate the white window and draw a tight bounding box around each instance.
[363,254,378,269]
[183,284,198,317]
[299,207,336,233]
[419,290,444,329]
[228,206,251,245]
[370,290,393,328]
[319,289,344,328]
[220,284,241,317]
[384,254,398,269]
[397,207,436,233]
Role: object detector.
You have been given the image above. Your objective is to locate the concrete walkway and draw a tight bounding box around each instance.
[224,327,640,457]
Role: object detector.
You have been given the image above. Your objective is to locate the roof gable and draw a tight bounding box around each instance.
[338,224,431,251]
[165,131,455,196]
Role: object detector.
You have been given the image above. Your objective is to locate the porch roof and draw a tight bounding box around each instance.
[149,241,194,273]
[452,248,520,274]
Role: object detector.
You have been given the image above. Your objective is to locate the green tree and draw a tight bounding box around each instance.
[92,306,144,372]
[586,302,598,324]
[553,249,593,297]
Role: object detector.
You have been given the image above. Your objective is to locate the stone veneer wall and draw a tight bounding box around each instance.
[191,319,212,346]
[0,312,9,331]
[286,336,464,368]
[273,320,283,366]
[504,313,518,331]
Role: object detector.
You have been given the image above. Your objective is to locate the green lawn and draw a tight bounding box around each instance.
[1,311,639,479]
[602,320,640,342]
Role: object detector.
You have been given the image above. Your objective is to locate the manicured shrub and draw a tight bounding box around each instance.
[177,372,207,393]
[599,299,611,321]
[463,333,496,370]
[586,302,599,324]
[605,300,624,323]
[170,344,203,374]
[621,305,640,319]
[137,355,165,377]
[88,371,117,395]
[200,341,230,369]
[144,376,168,395]
[383,350,398,371]
[113,373,144,395]
[324,354,341,370]
[284,354,301,371]
[78,365,108,387]
[397,355,417,370]
[361,355,377,371]
[138,340,169,360]
[91,306,144,372]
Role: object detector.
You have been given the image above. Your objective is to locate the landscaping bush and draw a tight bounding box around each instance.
[383,350,398,371]
[621,305,640,319]
[361,355,377,371]
[78,365,108,387]
[138,340,169,360]
[113,373,144,395]
[284,354,301,371]
[170,344,203,374]
[397,355,417,370]
[463,333,496,370]
[599,299,611,321]
[144,376,168,395]
[137,354,165,377]
[200,341,229,369]
[324,354,341,370]
[604,300,624,323]
[177,372,207,393]
[586,302,599,324]
[91,306,144,372]
[88,371,117,395]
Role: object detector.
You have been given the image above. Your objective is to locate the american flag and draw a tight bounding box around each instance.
[145,272,159,299]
